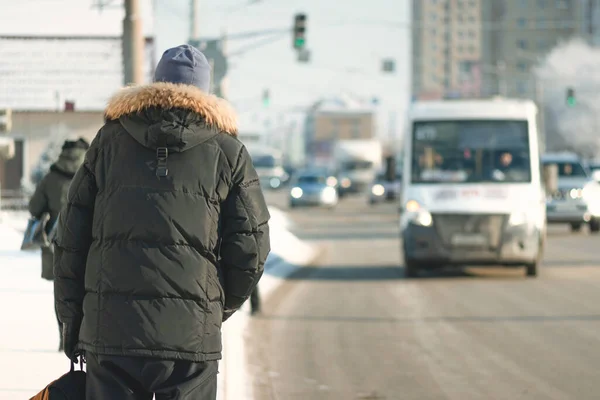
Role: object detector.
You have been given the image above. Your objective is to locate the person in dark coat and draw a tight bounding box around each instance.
[53,44,270,400]
[28,138,89,351]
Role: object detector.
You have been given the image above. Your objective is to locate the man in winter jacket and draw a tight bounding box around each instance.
[29,138,89,351]
[53,44,270,399]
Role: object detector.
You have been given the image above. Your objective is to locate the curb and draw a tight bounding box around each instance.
[219,207,318,400]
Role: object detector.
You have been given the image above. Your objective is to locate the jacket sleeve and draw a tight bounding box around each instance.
[28,176,48,218]
[53,141,99,326]
[220,145,270,321]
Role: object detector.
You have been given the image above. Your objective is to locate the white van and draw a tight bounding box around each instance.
[400,99,547,278]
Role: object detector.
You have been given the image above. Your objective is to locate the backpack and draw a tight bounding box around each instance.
[30,358,86,400]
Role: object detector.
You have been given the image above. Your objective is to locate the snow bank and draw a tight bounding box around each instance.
[0,207,316,400]
[267,206,316,267]
[0,211,28,250]
[220,207,318,400]
[0,214,63,400]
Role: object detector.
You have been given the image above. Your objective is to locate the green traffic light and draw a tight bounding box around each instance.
[567,97,576,107]
[294,37,305,48]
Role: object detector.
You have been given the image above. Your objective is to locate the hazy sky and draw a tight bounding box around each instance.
[2,0,411,132]
[157,0,412,133]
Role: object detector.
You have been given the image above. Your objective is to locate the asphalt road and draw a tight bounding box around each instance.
[248,190,600,400]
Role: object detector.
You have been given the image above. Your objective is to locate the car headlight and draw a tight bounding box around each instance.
[274,166,285,176]
[371,184,385,196]
[326,176,338,187]
[583,183,600,201]
[322,186,337,200]
[270,178,281,188]
[404,200,433,227]
[291,187,303,199]
[570,188,583,199]
[508,211,527,226]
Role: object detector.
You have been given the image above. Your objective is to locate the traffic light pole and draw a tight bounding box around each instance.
[123,0,144,85]
[190,0,200,40]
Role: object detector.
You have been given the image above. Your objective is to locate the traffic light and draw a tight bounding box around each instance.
[382,59,396,73]
[262,89,270,107]
[566,87,576,107]
[293,13,307,50]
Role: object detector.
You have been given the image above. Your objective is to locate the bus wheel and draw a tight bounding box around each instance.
[526,234,543,277]
[525,262,538,277]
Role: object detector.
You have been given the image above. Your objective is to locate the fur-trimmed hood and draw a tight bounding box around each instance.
[104,82,238,136]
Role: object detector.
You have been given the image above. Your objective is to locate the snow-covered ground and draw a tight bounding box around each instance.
[0,211,64,399]
[0,208,317,400]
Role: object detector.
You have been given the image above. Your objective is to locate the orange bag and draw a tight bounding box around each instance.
[30,358,86,400]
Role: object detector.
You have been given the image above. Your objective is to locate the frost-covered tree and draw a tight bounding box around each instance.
[534,39,600,157]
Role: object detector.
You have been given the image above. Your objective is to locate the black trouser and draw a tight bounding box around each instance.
[44,247,63,349]
[250,287,260,312]
[86,353,218,400]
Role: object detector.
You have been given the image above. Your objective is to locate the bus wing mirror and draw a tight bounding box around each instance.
[543,164,558,195]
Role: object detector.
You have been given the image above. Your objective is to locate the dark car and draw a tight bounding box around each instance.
[368,171,402,205]
[289,170,339,209]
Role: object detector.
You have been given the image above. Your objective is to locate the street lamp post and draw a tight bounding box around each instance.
[533,75,546,153]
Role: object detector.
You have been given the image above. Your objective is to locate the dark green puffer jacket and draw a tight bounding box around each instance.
[29,143,87,278]
[53,82,270,362]
[29,144,87,227]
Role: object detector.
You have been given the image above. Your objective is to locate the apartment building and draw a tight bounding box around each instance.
[481,0,593,98]
[412,0,483,100]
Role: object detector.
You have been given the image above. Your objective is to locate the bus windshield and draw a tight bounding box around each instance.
[411,120,531,184]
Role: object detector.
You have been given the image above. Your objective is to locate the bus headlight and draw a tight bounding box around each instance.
[405,200,421,212]
[414,210,433,227]
[404,200,433,227]
[508,211,527,226]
